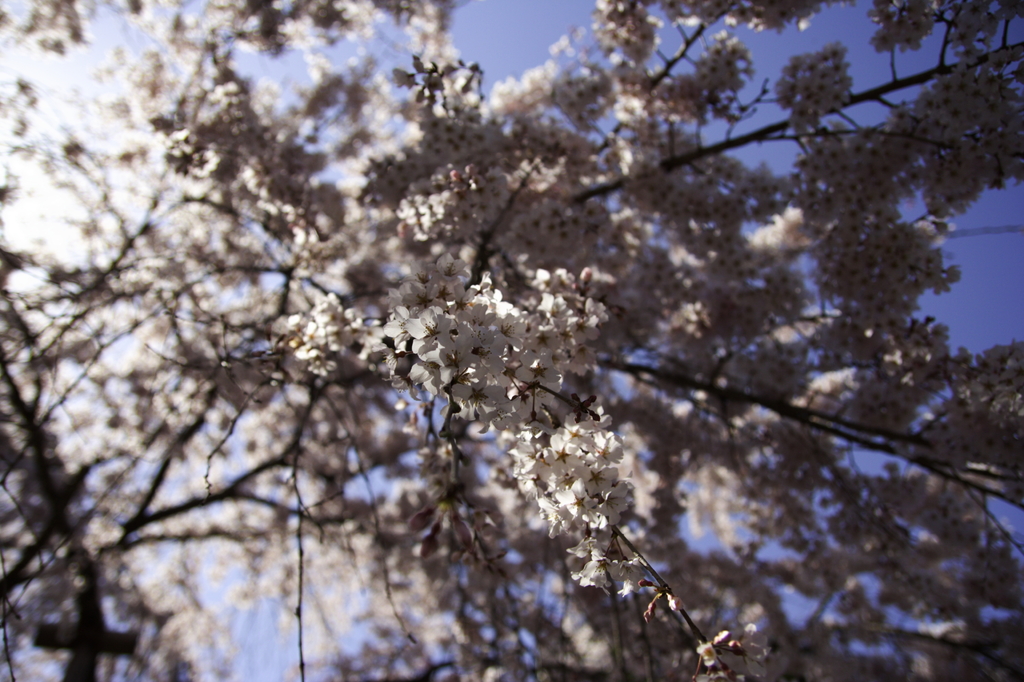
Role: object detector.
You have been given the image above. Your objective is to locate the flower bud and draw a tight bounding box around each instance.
[408,505,436,532]
[453,516,473,548]
[643,597,658,622]
[420,521,442,558]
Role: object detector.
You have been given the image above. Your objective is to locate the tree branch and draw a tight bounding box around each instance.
[574,42,1023,203]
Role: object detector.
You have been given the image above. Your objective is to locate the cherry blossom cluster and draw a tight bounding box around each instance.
[381,254,645,590]
[645,30,754,125]
[363,107,502,210]
[691,31,755,121]
[867,0,937,53]
[775,42,852,131]
[950,342,1024,428]
[552,67,613,131]
[487,60,559,118]
[944,0,1009,59]
[658,0,830,32]
[511,417,643,593]
[396,164,511,242]
[593,0,662,65]
[392,55,482,109]
[382,254,608,409]
[284,294,382,376]
[915,342,1024,502]
[502,198,614,267]
[794,134,964,330]
[898,55,1024,216]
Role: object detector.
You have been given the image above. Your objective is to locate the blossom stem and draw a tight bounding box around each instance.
[441,383,463,486]
[611,525,706,644]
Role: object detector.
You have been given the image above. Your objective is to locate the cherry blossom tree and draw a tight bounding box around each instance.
[1,0,1022,680]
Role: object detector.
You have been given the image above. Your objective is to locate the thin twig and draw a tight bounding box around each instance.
[947,225,1023,239]
[966,489,1024,560]
[441,382,466,488]
[611,526,706,644]
[326,396,418,644]
[1,546,16,682]
[293,452,307,682]
[203,385,262,499]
